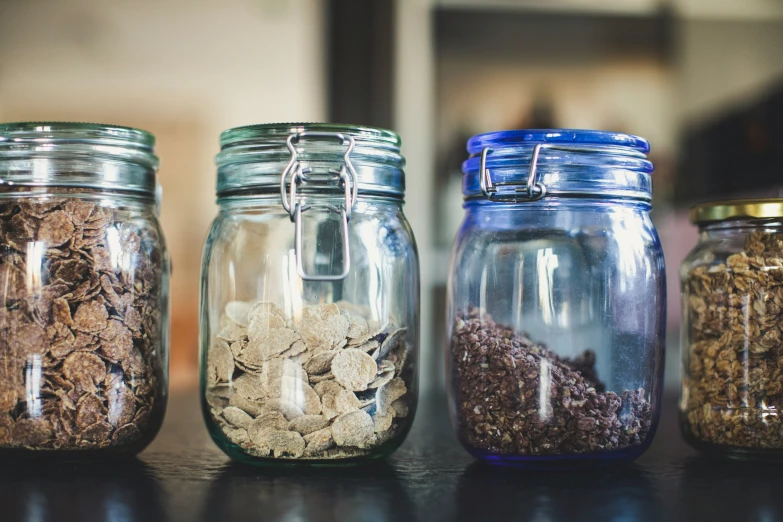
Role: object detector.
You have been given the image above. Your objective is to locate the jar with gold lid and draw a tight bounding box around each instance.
[680,198,783,457]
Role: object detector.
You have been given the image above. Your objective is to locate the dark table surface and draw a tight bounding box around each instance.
[2,390,781,522]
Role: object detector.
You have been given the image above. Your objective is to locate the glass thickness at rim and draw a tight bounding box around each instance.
[467,128,650,154]
[219,122,400,150]
[0,121,155,149]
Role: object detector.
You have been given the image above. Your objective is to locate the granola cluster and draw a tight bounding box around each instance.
[451,310,652,456]
[205,301,411,459]
[0,194,165,451]
[682,231,783,448]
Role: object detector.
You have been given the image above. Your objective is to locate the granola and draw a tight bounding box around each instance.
[0,193,166,451]
[451,309,652,456]
[206,301,412,460]
[682,231,783,449]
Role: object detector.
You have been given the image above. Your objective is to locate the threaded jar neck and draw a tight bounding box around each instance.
[0,122,159,199]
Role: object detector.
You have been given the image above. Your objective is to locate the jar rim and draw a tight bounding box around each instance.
[691,198,783,225]
[0,121,159,197]
[0,121,155,148]
[467,128,650,155]
[220,122,400,150]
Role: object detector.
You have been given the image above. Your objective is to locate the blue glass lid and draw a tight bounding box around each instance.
[463,129,654,202]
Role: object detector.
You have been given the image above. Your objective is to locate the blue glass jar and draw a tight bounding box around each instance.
[446,129,666,468]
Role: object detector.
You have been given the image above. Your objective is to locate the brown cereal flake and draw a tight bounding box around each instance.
[72,301,109,333]
[99,320,133,362]
[11,418,53,446]
[52,298,74,326]
[75,393,106,428]
[62,352,106,393]
[81,421,113,443]
[10,324,47,358]
[111,423,140,446]
[106,384,136,427]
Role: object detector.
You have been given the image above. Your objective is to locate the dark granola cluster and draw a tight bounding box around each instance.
[451,310,652,456]
[0,193,165,450]
[683,231,783,449]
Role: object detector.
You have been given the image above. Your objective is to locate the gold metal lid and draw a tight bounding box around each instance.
[690,198,783,224]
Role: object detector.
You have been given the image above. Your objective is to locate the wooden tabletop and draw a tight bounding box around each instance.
[0,390,779,522]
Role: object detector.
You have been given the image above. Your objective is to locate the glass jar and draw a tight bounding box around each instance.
[200,123,418,465]
[0,122,170,456]
[680,199,783,457]
[446,129,666,468]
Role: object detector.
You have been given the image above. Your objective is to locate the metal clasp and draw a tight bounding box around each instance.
[480,143,550,202]
[280,131,358,282]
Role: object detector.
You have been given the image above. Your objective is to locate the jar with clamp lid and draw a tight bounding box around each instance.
[200,123,419,465]
[446,129,666,468]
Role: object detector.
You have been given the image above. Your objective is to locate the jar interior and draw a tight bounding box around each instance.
[0,190,169,453]
[680,223,783,453]
[201,201,418,462]
[448,204,664,460]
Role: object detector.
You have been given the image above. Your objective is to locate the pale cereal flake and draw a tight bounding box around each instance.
[331,410,374,447]
[331,349,377,391]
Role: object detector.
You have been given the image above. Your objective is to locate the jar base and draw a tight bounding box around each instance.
[462,442,653,470]
[0,444,149,462]
[206,415,413,468]
[680,415,783,461]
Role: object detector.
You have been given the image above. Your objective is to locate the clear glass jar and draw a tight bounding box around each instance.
[446,129,666,468]
[0,122,170,456]
[200,123,419,465]
[680,199,783,458]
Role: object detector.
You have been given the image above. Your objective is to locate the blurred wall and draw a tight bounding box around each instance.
[676,17,783,127]
[0,0,326,389]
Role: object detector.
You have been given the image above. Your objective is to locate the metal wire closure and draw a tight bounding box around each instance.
[279,131,359,282]
[480,143,550,202]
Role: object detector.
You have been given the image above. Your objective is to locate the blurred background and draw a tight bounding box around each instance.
[2,0,782,394]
